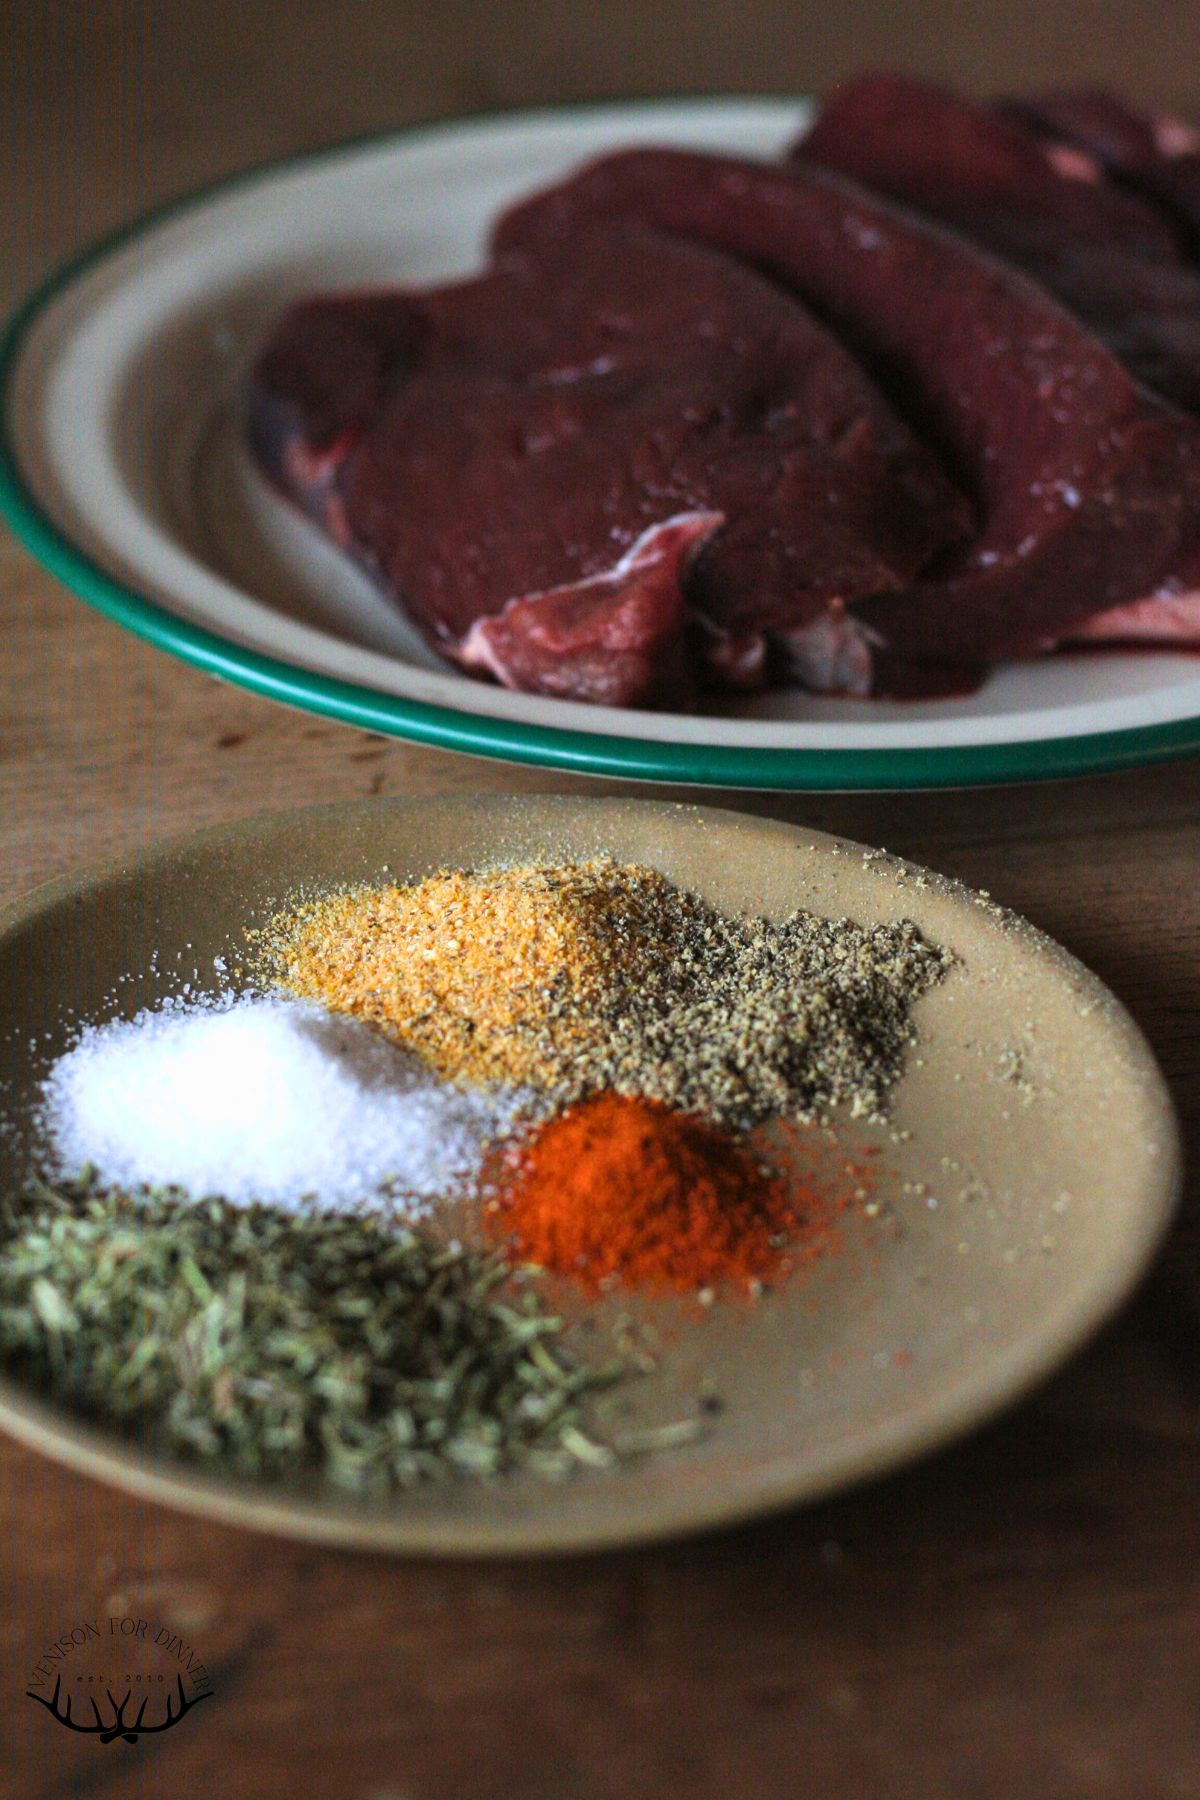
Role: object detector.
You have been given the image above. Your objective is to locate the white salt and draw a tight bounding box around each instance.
[42,993,527,1215]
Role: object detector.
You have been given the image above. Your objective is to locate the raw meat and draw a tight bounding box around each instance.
[1065,578,1200,646]
[495,147,1200,667]
[250,226,969,703]
[1005,91,1200,254]
[455,514,718,705]
[792,75,1200,412]
[798,76,1180,261]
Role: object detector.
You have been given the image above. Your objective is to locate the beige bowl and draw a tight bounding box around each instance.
[0,796,1181,1553]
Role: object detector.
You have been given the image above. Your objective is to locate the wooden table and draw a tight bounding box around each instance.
[2,6,1199,1795]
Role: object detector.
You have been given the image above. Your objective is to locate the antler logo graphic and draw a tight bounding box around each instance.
[27,1672,212,1744]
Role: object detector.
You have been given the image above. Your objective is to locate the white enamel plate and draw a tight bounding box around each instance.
[2,100,1199,787]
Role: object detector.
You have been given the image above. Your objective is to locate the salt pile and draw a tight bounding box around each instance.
[42,994,528,1214]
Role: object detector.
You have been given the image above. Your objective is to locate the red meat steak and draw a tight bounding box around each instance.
[1005,91,1200,257]
[1066,580,1200,647]
[793,74,1200,412]
[495,148,1200,667]
[249,226,968,705]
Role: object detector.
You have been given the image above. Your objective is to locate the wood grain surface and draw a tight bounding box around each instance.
[2,5,1199,1796]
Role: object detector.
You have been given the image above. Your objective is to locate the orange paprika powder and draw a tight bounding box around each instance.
[489,1091,810,1296]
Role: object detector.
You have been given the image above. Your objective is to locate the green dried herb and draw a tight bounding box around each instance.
[0,1176,626,1492]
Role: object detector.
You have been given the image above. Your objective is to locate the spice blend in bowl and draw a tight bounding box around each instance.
[0,796,1178,1554]
[0,847,950,1501]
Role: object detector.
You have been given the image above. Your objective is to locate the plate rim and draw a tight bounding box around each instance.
[3,101,1200,792]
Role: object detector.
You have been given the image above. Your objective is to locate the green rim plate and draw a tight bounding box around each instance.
[2,104,1199,790]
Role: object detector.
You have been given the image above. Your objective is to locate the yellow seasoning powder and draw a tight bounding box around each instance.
[256,860,676,1089]
[256,857,951,1129]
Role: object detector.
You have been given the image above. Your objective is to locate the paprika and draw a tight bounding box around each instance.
[489,1091,811,1295]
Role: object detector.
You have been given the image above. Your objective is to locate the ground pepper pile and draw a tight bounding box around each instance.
[487,1092,804,1295]
[262,859,949,1130]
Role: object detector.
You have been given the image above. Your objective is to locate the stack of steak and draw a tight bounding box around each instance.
[249,76,1200,706]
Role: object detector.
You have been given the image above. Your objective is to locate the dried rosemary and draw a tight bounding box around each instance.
[0,1175,625,1492]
